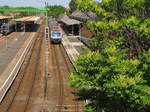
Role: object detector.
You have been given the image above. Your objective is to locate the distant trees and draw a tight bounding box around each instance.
[0,5,10,9]
[47,5,66,18]
[16,7,39,17]
[0,5,67,18]
[0,6,11,15]
[0,6,39,16]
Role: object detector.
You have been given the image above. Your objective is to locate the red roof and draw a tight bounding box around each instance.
[66,8,71,12]
[80,27,93,38]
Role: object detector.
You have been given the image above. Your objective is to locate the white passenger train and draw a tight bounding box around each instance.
[50,30,62,43]
[49,19,62,44]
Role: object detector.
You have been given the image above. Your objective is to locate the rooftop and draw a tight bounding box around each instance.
[70,10,97,22]
[0,16,12,20]
[15,16,40,22]
[58,14,81,25]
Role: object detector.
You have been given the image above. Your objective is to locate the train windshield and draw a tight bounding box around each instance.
[52,32,61,37]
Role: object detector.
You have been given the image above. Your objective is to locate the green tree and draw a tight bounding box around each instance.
[0,6,39,16]
[68,0,150,112]
[69,0,77,12]
[47,5,66,18]
[69,47,150,112]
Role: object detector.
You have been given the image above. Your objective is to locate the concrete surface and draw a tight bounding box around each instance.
[61,27,85,63]
[0,32,29,73]
[0,32,37,103]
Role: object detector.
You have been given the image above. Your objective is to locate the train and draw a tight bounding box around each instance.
[48,18,62,44]
[50,31,62,43]
[0,22,15,35]
[50,24,62,44]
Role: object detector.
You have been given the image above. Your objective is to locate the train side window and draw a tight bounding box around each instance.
[46,28,49,33]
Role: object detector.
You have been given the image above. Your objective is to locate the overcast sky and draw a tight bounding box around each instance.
[0,0,71,8]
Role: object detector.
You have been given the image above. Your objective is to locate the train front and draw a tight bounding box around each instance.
[0,24,9,35]
[51,31,62,44]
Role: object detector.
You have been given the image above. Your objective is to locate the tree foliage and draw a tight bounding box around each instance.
[68,0,150,112]
[69,0,78,12]
[0,6,39,16]
[47,5,66,18]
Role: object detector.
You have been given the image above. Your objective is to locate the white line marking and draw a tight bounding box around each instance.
[0,33,34,90]
[0,33,35,103]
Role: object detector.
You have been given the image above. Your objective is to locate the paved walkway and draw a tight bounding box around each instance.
[0,32,37,102]
[61,28,85,63]
[0,32,30,74]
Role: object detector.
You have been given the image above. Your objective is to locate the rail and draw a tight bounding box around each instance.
[0,32,36,103]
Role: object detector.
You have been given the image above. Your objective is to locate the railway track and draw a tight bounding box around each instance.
[59,45,81,112]
[48,43,82,112]
[0,23,43,112]
[0,20,82,111]
[22,24,45,112]
[6,28,43,112]
[52,44,65,112]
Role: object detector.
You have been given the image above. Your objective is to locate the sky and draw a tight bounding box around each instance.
[0,0,71,8]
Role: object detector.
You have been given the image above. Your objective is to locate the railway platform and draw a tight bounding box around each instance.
[0,32,37,102]
[61,27,85,63]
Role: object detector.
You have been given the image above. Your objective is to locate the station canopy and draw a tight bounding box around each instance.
[15,16,32,22]
[58,14,81,25]
[0,16,12,20]
[26,16,40,22]
[15,16,40,22]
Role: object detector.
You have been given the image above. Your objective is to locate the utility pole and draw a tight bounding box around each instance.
[44,1,49,99]
[45,2,49,26]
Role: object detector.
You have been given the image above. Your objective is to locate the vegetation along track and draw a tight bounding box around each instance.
[0,23,44,112]
[49,43,82,112]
